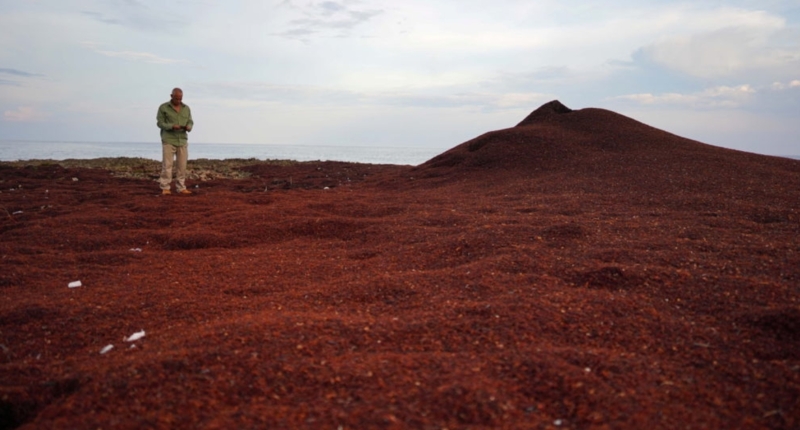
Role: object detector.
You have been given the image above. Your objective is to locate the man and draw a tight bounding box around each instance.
[156,87,194,195]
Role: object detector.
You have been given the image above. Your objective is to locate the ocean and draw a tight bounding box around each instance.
[0,140,449,166]
[2,140,797,165]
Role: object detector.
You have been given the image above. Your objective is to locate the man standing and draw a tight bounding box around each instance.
[156,87,194,195]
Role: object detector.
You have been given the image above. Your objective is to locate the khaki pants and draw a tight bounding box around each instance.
[160,143,188,191]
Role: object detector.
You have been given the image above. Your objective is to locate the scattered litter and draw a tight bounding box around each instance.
[554,419,564,426]
[100,345,114,354]
[129,248,142,252]
[323,187,330,190]
[72,177,79,182]
[12,211,23,215]
[68,280,82,288]
[125,330,145,342]
[130,344,137,349]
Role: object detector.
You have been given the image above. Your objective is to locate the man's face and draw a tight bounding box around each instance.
[171,91,183,104]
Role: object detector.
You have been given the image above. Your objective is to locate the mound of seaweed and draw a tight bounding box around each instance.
[412,101,798,199]
[418,101,701,172]
[515,99,573,126]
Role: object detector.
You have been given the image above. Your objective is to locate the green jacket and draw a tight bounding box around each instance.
[157,101,194,146]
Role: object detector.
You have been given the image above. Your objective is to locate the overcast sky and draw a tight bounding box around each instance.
[1,0,798,155]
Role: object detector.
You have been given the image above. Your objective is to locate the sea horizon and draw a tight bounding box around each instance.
[1,139,797,164]
[0,140,449,166]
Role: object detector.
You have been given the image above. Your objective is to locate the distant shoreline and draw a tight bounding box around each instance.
[0,157,322,180]
[0,141,445,165]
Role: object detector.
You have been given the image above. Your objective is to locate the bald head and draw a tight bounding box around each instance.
[170,88,183,106]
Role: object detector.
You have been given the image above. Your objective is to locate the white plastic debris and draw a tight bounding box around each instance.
[68,280,82,288]
[12,211,23,215]
[129,248,142,252]
[100,344,114,354]
[125,330,145,342]
[72,177,79,182]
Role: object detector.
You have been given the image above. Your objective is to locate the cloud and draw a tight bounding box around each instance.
[0,68,44,78]
[82,43,186,65]
[488,92,551,109]
[94,50,185,64]
[0,68,44,86]
[771,79,800,90]
[274,1,384,40]
[614,85,757,108]
[3,106,45,122]
[197,82,359,105]
[505,67,573,83]
[319,1,346,16]
[81,10,123,25]
[378,91,550,110]
[80,1,185,32]
[196,81,547,111]
[635,9,800,79]
[488,66,595,91]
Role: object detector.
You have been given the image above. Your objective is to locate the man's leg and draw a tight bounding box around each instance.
[175,144,188,192]
[159,143,176,191]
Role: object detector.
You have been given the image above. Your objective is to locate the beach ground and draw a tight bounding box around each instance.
[1,105,799,429]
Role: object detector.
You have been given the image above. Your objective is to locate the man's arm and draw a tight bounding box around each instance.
[185,106,194,132]
[156,104,172,131]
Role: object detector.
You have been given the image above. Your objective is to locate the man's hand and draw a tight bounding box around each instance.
[172,124,183,130]
[185,126,191,132]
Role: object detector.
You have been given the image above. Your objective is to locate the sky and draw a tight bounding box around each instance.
[1,0,799,156]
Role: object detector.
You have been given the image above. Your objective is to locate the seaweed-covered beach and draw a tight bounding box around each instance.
[1,102,799,429]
